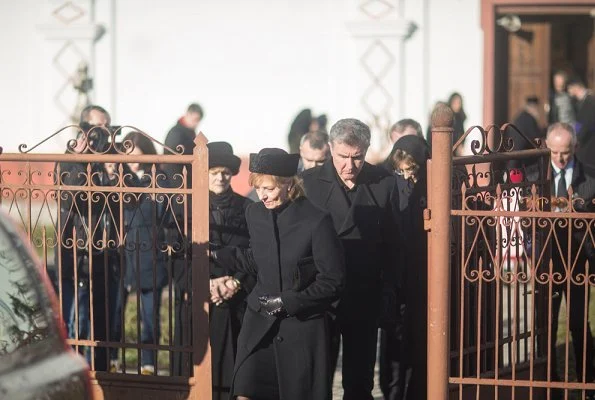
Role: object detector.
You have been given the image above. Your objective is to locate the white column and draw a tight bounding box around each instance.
[344,0,417,160]
[35,0,106,151]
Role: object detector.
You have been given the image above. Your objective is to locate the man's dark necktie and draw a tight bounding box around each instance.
[557,168,568,199]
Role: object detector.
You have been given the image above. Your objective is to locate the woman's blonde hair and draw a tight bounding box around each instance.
[248,173,305,201]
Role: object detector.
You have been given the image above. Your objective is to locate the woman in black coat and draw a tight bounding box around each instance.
[386,135,430,400]
[212,148,345,400]
[206,142,254,400]
[448,92,467,146]
[109,131,168,374]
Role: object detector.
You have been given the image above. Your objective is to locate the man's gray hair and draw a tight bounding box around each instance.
[546,122,577,147]
[329,118,371,149]
[389,118,423,138]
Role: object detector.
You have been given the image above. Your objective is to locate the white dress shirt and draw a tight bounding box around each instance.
[551,158,574,195]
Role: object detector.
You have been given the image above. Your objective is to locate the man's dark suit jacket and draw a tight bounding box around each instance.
[301,160,400,319]
[575,94,595,175]
[550,158,595,263]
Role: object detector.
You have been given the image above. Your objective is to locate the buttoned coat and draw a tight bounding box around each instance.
[218,196,345,400]
[525,158,595,259]
[301,160,400,319]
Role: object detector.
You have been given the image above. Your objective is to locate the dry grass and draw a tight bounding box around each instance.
[115,291,173,374]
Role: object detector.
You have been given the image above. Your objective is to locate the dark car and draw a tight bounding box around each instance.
[0,210,93,399]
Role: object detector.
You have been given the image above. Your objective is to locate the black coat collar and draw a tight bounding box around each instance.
[316,161,380,235]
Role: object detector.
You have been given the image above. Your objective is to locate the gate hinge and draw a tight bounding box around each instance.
[423,208,431,231]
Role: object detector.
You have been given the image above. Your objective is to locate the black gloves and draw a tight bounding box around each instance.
[258,295,287,317]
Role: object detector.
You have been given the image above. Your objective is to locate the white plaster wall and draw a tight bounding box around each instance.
[426,0,483,130]
[0,0,40,149]
[401,0,483,136]
[0,0,483,155]
[112,0,354,153]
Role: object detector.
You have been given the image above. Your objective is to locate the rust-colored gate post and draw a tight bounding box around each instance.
[189,133,212,400]
[427,125,453,400]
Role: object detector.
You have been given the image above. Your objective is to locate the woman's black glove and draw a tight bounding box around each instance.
[258,295,287,317]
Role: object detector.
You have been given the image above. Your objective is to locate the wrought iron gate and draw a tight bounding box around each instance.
[0,126,211,400]
[427,124,595,399]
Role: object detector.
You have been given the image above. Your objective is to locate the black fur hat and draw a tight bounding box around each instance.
[393,135,430,166]
[207,141,241,175]
[249,148,300,177]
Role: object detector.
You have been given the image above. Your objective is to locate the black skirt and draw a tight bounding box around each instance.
[233,320,281,400]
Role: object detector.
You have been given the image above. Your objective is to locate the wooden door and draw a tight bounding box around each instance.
[507,22,551,127]
[588,28,595,90]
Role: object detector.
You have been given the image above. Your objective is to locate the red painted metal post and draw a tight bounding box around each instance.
[189,132,212,400]
[427,126,453,400]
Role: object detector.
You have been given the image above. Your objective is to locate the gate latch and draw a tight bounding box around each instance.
[423,208,431,231]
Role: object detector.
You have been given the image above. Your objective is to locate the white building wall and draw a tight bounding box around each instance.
[426,0,483,130]
[0,1,41,148]
[0,0,484,155]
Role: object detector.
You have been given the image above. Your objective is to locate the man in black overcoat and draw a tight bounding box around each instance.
[506,96,544,171]
[302,118,400,400]
[161,102,205,375]
[55,105,119,371]
[543,123,595,388]
[162,102,204,186]
[567,77,595,175]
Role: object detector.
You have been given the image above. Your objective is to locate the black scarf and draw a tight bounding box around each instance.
[209,189,234,210]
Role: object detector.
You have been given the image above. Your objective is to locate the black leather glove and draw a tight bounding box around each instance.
[258,295,287,317]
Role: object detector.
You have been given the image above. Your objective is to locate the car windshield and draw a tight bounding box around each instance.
[0,219,56,373]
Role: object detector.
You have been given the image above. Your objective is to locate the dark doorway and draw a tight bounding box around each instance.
[494,13,595,127]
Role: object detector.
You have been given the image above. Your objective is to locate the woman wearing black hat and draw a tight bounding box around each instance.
[212,148,345,400]
[382,135,430,400]
[206,142,255,400]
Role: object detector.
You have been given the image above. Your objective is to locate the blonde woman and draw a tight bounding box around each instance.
[212,148,345,400]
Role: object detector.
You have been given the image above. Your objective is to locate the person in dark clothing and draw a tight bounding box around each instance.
[567,77,595,176]
[448,92,467,146]
[205,142,255,400]
[389,118,423,145]
[381,135,430,400]
[162,102,204,187]
[287,109,327,154]
[108,131,168,375]
[162,103,203,375]
[55,104,120,372]
[287,109,314,154]
[301,118,400,400]
[376,119,423,400]
[299,130,330,172]
[511,96,543,144]
[506,96,544,170]
[380,118,424,170]
[543,123,595,391]
[212,148,345,400]
[548,70,575,125]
